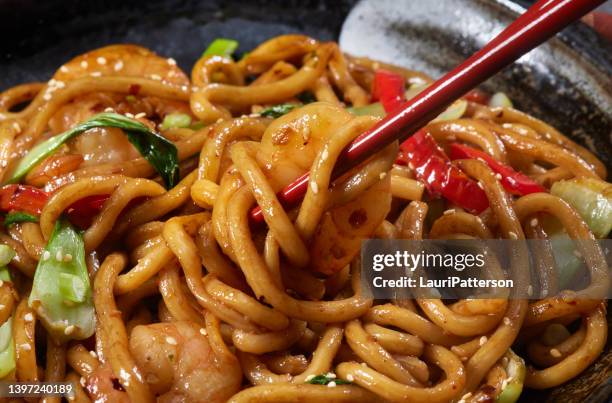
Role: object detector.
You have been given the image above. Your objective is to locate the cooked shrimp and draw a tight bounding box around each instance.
[42,44,194,169]
[129,321,242,403]
[24,154,83,187]
[256,102,354,190]
[255,102,392,275]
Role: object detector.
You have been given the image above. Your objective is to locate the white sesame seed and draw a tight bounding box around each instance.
[166,336,177,345]
[310,182,319,194]
[181,85,189,92]
[80,61,88,69]
[530,218,538,227]
[42,251,51,261]
[80,376,86,387]
[12,122,21,132]
[443,209,456,216]
[104,107,114,113]
[360,362,367,367]
[479,336,488,346]
[60,66,69,73]
[495,173,502,180]
[125,113,135,119]
[199,328,207,336]
[43,93,52,101]
[167,58,177,66]
[56,250,63,261]
[379,172,387,180]
[21,343,31,351]
[135,112,146,119]
[24,313,34,322]
[96,57,107,65]
[89,350,97,358]
[503,317,511,326]
[65,325,76,335]
[346,374,354,382]
[550,348,562,358]
[305,374,315,382]
[90,72,102,77]
[0,305,5,310]
[327,381,337,388]
[477,181,484,189]
[63,254,73,262]
[508,231,518,239]
[150,74,162,81]
[326,372,336,379]
[114,60,124,71]
[408,162,415,170]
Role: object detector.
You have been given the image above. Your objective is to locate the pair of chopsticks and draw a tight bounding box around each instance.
[249,0,605,225]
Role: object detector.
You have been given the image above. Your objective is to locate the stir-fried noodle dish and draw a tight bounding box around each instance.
[0,35,609,402]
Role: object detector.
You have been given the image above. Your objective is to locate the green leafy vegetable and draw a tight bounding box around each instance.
[550,233,585,290]
[28,219,94,342]
[489,92,513,108]
[4,211,38,227]
[160,113,192,131]
[0,254,16,378]
[347,102,386,118]
[190,121,206,130]
[260,104,299,118]
[0,316,15,378]
[0,245,15,267]
[496,349,525,403]
[202,38,239,58]
[551,178,612,238]
[306,374,351,385]
[8,112,179,189]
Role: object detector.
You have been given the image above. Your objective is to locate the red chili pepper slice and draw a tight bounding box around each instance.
[371,69,406,113]
[0,184,112,227]
[399,130,489,214]
[449,143,546,196]
[0,185,49,215]
[66,195,110,228]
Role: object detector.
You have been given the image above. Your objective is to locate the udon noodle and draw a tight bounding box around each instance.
[0,34,608,402]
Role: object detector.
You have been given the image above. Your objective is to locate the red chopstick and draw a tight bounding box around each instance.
[249,0,604,225]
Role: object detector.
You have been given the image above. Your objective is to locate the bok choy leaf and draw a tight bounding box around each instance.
[8,113,179,189]
[28,219,94,342]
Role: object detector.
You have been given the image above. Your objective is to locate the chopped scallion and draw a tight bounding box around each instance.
[160,113,192,130]
[202,38,239,58]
